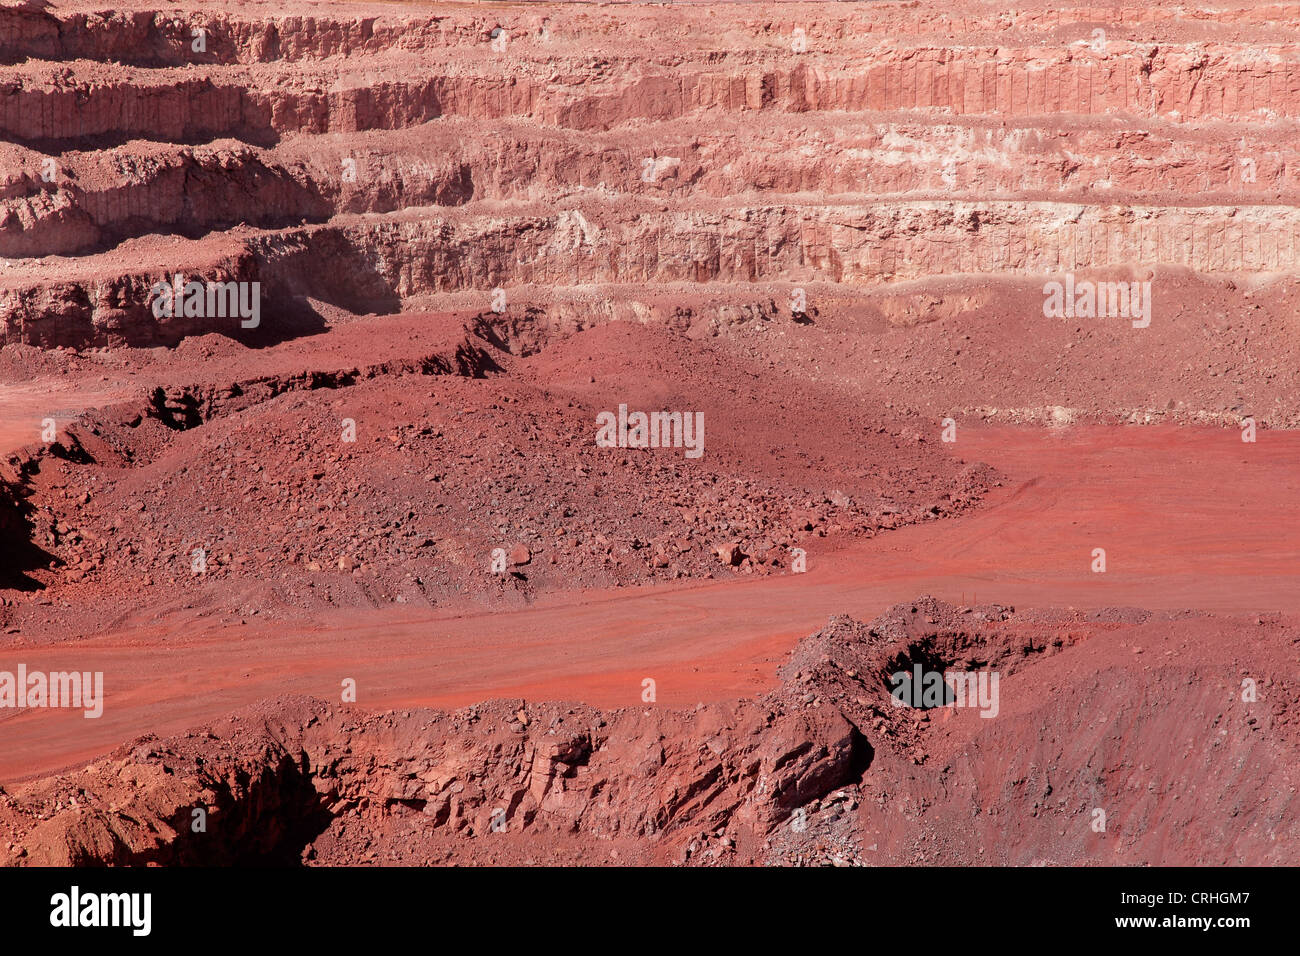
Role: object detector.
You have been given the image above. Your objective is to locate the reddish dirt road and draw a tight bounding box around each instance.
[3,423,1296,783]
[0,379,132,455]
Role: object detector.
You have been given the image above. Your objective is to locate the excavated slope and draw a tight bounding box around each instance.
[5,1,1300,345]
[4,598,1295,866]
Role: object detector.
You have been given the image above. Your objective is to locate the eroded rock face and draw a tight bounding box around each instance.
[7,2,1300,346]
[3,691,866,866]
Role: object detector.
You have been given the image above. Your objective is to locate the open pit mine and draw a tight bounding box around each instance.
[0,0,1297,879]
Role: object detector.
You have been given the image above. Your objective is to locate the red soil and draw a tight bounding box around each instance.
[4,598,1294,866]
[3,0,1299,867]
[3,423,1297,791]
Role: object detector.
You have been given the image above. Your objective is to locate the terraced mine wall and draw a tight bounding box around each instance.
[5,2,1300,346]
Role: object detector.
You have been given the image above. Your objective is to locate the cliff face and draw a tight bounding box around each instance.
[5,1,1300,346]
[10,201,1299,346]
[4,687,867,866]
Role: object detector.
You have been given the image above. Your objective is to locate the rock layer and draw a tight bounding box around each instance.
[6,1,1300,345]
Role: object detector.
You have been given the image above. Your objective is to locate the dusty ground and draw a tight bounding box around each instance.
[5,597,1296,867]
[2,0,1298,866]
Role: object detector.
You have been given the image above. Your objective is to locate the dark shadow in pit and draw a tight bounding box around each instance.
[233,297,331,350]
[125,754,334,867]
[848,727,875,780]
[0,480,56,592]
[229,240,404,350]
[882,644,958,709]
